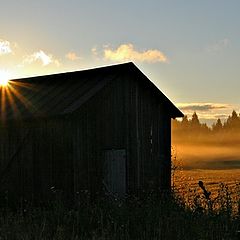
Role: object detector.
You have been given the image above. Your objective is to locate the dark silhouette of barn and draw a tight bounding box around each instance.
[0,62,183,201]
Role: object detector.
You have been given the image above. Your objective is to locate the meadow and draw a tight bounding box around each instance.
[0,189,239,240]
[173,169,240,194]
[0,166,240,240]
[172,140,240,213]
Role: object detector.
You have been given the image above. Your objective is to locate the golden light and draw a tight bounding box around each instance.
[0,70,10,86]
[0,70,38,124]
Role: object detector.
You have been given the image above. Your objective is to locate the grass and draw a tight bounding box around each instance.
[0,188,239,240]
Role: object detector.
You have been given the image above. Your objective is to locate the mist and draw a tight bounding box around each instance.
[172,111,240,170]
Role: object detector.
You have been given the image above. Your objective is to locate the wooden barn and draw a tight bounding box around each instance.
[0,62,183,202]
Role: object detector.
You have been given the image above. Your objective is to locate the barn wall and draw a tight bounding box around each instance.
[70,74,128,195]
[0,74,129,200]
[0,118,74,202]
[125,71,172,192]
[70,71,173,194]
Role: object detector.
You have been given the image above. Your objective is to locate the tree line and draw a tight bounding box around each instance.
[172,110,240,144]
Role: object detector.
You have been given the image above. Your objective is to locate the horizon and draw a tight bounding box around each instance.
[177,109,240,127]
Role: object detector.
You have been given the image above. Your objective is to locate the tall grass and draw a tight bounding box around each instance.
[0,188,239,240]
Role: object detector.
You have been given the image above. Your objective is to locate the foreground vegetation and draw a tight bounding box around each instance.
[0,187,240,240]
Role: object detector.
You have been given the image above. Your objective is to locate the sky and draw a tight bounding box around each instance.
[0,0,240,125]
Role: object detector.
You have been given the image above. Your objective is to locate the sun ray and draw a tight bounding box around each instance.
[0,77,41,122]
[7,84,36,113]
[0,87,6,123]
[10,81,37,91]
[5,87,20,119]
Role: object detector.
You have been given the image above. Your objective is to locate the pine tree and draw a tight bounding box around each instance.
[225,110,240,130]
[212,118,223,132]
[181,115,189,128]
[191,112,200,128]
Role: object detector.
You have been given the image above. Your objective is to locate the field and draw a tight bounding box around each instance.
[0,185,239,240]
[171,160,240,219]
[172,141,240,195]
[174,169,240,197]
[0,171,238,239]
[174,169,240,189]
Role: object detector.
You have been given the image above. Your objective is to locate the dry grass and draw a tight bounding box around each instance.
[0,188,239,239]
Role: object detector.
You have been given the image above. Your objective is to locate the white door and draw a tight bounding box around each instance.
[104,149,126,197]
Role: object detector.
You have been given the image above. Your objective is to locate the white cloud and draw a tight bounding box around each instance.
[23,50,60,66]
[91,47,98,56]
[103,43,168,63]
[65,51,81,61]
[0,39,13,55]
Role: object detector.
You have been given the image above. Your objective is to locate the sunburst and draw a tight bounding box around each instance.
[0,70,10,87]
[0,71,36,123]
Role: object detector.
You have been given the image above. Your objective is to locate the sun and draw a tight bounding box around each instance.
[0,70,10,86]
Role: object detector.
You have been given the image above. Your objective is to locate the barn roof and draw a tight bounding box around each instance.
[0,62,183,121]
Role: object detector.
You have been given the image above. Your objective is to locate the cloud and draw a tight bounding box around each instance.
[103,44,168,63]
[65,52,81,61]
[176,102,238,124]
[214,114,229,119]
[91,47,98,56]
[177,103,229,112]
[23,50,60,66]
[206,38,230,52]
[0,39,13,55]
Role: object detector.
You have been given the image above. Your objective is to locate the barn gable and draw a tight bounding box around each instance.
[0,62,183,122]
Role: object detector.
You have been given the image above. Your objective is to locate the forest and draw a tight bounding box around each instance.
[172,110,240,169]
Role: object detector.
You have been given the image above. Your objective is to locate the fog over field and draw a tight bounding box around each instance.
[173,142,240,170]
[172,111,240,170]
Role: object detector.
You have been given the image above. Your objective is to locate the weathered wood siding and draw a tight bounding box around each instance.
[0,118,74,202]
[71,74,127,194]
[0,71,172,201]
[125,70,172,192]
